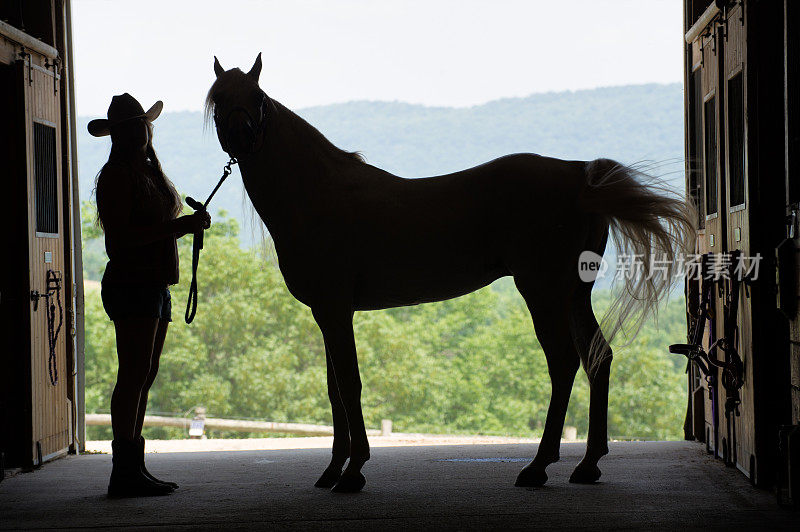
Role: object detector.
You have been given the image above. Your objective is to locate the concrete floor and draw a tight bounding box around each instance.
[0,441,795,530]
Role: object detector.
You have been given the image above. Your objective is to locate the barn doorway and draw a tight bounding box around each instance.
[0,60,31,470]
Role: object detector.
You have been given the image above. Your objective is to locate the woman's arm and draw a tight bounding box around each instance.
[97,166,208,254]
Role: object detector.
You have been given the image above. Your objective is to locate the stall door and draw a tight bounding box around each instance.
[22,51,70,464]
[721,1,755,479]
[696,22,727,460]
[686,33,709,449]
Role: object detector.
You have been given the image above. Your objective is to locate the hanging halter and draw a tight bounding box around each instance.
[30,270,64,384]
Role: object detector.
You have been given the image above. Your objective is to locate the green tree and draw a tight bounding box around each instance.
[83,205,690,441]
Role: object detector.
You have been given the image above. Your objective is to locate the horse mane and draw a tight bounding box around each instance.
[204,69,365,164]
[274,101,366,164]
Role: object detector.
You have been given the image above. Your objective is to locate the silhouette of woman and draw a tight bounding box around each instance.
[89,94,210,497]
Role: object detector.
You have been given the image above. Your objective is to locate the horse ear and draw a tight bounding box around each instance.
[247,52,262,82]
[214,56,225,78]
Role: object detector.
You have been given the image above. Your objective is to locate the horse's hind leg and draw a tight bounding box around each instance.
[568,283,612,483]
[514,281,580,487]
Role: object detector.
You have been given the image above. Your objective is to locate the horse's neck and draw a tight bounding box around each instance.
[271,100,338,176]
[240,99,352,230]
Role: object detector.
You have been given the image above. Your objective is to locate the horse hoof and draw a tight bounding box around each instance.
[515,466,548,487]
[314,466,342,488]
[569,463,601,484]
[331,472,366,493]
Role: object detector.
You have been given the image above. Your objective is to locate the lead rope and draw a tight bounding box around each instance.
[184,158,238,324]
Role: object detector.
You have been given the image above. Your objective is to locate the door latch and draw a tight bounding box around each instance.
[30,290,41,311]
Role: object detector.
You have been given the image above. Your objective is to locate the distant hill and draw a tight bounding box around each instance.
[77,83,685,245]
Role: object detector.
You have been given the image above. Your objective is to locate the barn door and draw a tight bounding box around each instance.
[721,1,756,479]
[685,33,710,450]
[21,51,71,464]
[692,21,727,460]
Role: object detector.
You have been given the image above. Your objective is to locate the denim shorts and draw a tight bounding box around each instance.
[101,283,173,322]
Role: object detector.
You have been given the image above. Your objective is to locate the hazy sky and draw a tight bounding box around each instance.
[72,0,682,117]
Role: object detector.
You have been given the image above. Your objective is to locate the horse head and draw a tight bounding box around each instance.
[206,53,268,158]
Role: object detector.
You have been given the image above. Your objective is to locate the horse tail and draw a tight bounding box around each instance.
[580,158,697,375]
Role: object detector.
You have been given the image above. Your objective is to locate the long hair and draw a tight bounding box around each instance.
[95,121,182,229]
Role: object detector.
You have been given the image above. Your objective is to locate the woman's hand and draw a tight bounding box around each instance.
[198,210,212,229]
[176,211,212,236]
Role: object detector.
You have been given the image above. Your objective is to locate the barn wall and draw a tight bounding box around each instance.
[682,0,797,493]
[784,0,800,431]
[0,0,82,470]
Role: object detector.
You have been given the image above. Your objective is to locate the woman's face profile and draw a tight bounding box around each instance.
[110,118,150,152]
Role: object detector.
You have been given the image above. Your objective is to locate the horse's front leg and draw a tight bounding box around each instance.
[312,306,370,493]
[314,347,351,488]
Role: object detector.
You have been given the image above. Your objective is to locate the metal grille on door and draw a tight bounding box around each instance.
[33,122,58,235]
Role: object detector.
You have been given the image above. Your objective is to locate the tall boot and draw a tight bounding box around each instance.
[108,439,173,498]
[138,437,178,490]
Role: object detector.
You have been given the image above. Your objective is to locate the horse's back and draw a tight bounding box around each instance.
[356,153,589,250]
[342,154,591,310]
[388,153,586,219]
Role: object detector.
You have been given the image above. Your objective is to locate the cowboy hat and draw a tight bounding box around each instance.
[87,93,163,137]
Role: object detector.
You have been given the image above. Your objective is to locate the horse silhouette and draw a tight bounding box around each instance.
[206,54,695,493]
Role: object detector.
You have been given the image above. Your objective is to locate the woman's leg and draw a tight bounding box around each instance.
[107,316,172,497]
[134,318,169,439]
[110,318,159,442]
[131,318,178,489]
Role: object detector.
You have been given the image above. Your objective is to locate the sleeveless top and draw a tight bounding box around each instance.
[96,160,179,287]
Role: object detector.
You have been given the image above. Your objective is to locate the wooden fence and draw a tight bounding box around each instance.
[85,413,392,437]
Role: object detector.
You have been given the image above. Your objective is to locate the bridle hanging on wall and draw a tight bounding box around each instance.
[45,270,63,386]
[669,252,748,416]
[30,269,64,386]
